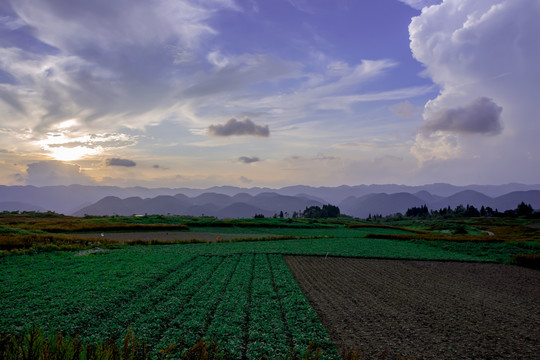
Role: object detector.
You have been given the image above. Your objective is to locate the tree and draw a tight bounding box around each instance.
[405,205,429,217]
[516,202,534,216]
[302,204,341,218]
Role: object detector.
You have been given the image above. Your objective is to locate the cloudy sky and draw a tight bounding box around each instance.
[0,0,538,188]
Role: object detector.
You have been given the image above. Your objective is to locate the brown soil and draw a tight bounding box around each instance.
[73,231,272,243]
[284,256,540,359]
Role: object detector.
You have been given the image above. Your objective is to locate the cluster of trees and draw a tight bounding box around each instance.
[300,204,340,219]
[256,204,341,219]
[402,202,535,219]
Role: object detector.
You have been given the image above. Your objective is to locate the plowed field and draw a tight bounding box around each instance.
[285,256,540,359]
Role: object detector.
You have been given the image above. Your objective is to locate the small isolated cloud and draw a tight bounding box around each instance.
[207,118,270,137]
[239,176,253,184]
[106,158,137,167]
[26,161,95,186]
[420,97,503,136]
[312,153,337,161]
[9,173,25,184]
[390,100,416,118]
[238,156,260,164]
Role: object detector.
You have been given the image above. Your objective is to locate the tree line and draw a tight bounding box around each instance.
[401,201,535,219]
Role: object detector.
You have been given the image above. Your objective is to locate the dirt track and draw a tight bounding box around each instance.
[73,231,271,242]
[285,256,540,359]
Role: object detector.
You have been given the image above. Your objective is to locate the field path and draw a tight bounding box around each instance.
[73,231,273,242]
[285,256,540,359]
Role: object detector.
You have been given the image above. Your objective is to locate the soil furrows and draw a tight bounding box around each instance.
[326,258,529,358]
[205,254,254,359]
[283,257,356,344]
[285,256,540,359]
[79,255,206,340]
[269,255,337,358]
[354,259,538,354]
[156,255,241,350]
[339,260,487,355]
[246,254,289,359]
[394,261,540,357]
[130,255,227,348]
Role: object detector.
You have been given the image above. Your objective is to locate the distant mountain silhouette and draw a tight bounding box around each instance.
[217,203,271,219]
[492,190,540,211]
[2,183,540,218]
[191,193,235,207]
[340,193,426,218]
[413,190,444,204]
[246,192,323,214]
[430,190,495,210]
[0,201,46,212]
[73,192,323,218]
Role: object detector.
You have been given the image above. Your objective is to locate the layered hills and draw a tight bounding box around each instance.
[1,183,539,218]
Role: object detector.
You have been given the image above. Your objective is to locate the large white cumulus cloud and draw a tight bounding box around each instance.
[410,0,540,175]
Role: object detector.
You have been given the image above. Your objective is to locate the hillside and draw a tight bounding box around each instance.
[2,183,540,218]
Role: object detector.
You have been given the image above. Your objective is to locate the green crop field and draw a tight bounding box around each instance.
[1,214,539,359]
[0,249,335,358]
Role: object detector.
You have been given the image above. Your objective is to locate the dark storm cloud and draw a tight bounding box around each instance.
[208,118,270,137]
[420,97,503,136]
[106,158,136,167]
[238,156,260,164]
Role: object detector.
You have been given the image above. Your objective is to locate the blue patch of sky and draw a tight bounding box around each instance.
[209,0,431,94]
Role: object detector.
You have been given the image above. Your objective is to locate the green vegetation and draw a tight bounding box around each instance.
[0,251,335,359]
[1,212,539,358]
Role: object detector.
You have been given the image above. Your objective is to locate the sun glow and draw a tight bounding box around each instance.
[47,145,100,161]
[38,132,102,161]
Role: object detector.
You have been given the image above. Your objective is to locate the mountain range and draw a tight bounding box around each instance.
[1,183,539,218]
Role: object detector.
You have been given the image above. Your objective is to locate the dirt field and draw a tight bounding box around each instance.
[73,231,272,242]
[285,256,540,359]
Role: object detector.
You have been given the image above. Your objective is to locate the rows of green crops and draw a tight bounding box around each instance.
[0,226,520,359]
[0,249,335,358]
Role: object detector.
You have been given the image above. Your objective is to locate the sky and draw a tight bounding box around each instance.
[0,0,538,188]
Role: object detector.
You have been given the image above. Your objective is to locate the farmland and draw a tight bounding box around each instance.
[286,256,540,359]
[1,213,540,358]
